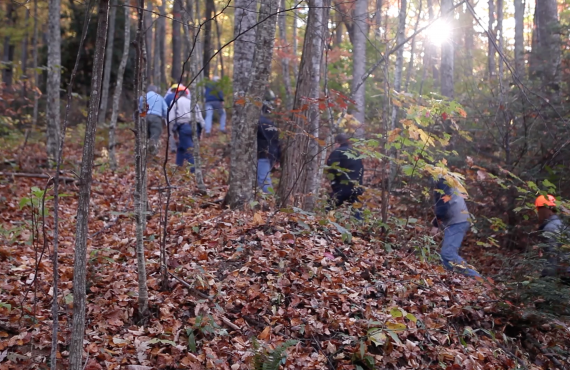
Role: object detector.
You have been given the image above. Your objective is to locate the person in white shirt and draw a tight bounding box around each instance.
[168,85,204,171]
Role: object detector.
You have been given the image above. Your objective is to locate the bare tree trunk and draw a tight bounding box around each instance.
[335,11,343,46]
[292,7,299,78]
[109,1,131,170]
[405,0,420,92]
[278,0,328,210]
[224,0,278,209]
[153,1,163,89]
[530,0,560,98]
[2,3,15,90]
[144,0,153,84]
[203,0,214,79]
[497,0,504,88]
[390,0,406,129]
[425,0,438,87]
[171,0,182,82]
[99,0,117,124]
[21,6,30,95]
[133,0,150,323]
[351,0,367,128]
[463,0,474,78]
[158,0,167,88]
[440,0,454,98]
[32,0,39,131]
[374,0,383,37]
[46,0,62,160]
[279,0,293,111]
[212,2,225,78]
[514,0,524,78]
[68,0,110,368]
[488,0,496,80]
[232,0,258,99]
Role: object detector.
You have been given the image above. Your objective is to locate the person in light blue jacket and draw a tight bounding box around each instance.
[431,176,480,277]
[139,85,168,154]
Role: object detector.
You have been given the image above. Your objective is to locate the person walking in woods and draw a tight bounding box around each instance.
[430,175,481,277]
[326,133,364,217]
[168,85,204,171]
[139,85,168,155]
[204,76,226,135]
[535,195,569,277]
[257,90,280,193]
[165,84,181,153]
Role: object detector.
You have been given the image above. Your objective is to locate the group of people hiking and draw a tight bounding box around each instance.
[140,81,568,281]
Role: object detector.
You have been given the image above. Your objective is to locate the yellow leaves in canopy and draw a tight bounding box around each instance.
[425,165,469,196]
[338,114,360,133]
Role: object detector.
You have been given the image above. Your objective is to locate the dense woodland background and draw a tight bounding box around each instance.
[1,0,570,369]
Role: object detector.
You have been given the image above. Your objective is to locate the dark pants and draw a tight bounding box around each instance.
[329,186,363,219]
[146,114,163,154]
[176,123,195,171]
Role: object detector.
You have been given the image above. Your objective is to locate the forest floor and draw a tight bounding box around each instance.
[0,125,569,370]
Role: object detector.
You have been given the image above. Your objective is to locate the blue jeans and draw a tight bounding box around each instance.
[204,101,226,133]
[257,158,273,193]
[176,123,194,172]
[441,222,480,277]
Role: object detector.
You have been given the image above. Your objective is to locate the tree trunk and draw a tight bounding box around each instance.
[390,0,406,130]
[374,0,383,37]
[335,11,343,46]
[292,7,299,78]
[463,0,474,78]
[47,0,62,160]
[488,0,496,80]
[405,0,420,92]
[154,0,164,90]
[2,2,15,91]
[109,1,131,171]
[440,0,454,98]
[224,0,278,209]
[232,0,258,99]
[351,0,367,127]
[514,0,524,78]
[171,0,182,82]
[144,0,153,84]
[99,0,116,124]
[133,0,150,324]
[530,0,560,98]
[68,0,110,368]
[32,0,39,130]
[159,1,167,88]
[278,0,329,210]
[425,0,438,87]
[203,0,214,79]
[497,0,504,87]
[21,6,30,92]
[279,0,293,111]
[212,1,225,78]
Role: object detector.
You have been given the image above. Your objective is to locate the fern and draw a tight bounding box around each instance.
[251,338,297,370]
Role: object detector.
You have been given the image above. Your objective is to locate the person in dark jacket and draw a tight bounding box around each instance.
[326,134,364,211]
[535,195,568,277]
[256,90,280,193]
[204,76,226,134]
[431,176,480,277]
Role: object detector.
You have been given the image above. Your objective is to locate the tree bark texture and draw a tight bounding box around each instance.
[488,0,496,80]
[144,0,153,84]
[133,0,150,323]
[203,0,214,79]
[440,0,454,98]
[232,0,258,99]
[109,1,131,171]
[404,1,422,92]
[463,0,474,78]
[279,0,293,111]
[530,0,560,97]
[278,0,329,210]
[158,1,167,88]
[99,0,117,124]
[514,0,524,78]
[2,2,15,90]
[225,0,278,209]
[350,0,368,126]
[21,7,30,86]
[425,0,438,87]
[47,0,62,160]
[68,0,110,368]
[171,0,182,82]
[497,0,504,88]
[32,0,39,129]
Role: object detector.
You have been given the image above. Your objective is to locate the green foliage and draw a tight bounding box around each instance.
[251,338,297,370]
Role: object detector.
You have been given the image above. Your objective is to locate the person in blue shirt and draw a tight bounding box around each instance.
[431,175,480,277]
[139,85,168,155]
[204,76,226,135]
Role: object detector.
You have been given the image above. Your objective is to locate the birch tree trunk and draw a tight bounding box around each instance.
[232,0,258,100]
[514,0,524,79]
[109,1,131,171]
[487,0,496,80]
[440,0,454,98]
[99,0,116,124]
[32,0,39,130]
[351,0,368,127]
[224,0,278,209]
[47,0,62,160]
[203,0,214,79]
[279,0,293,111]
[133,0,150,323]
[278,0,328,210]
[171,0,182,82]
[68,0,110,368]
